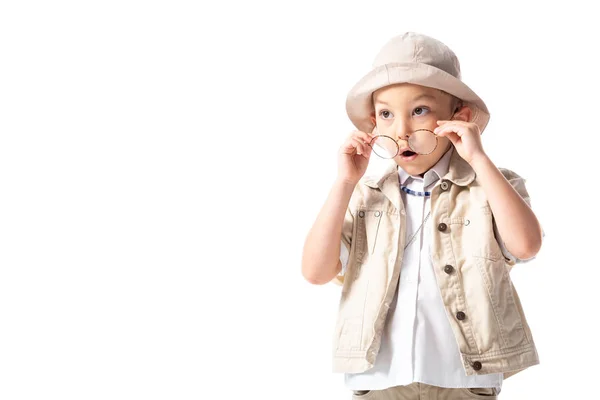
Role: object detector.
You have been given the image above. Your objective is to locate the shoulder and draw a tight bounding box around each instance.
[497,167,531,203]
[340,173,384,213]
[353,170,385,195]
[342,179,369,212]
[498,167,526,182]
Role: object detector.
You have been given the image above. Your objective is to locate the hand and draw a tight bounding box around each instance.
[434,120,486,165]
[337,129,375,185]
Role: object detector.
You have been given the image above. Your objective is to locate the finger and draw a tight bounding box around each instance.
[434,124,465,137]
[350,137,368,155]
[353,130,375,144]
[355,132,376,154]
[359,144,372,160]
[433,124,460,140]
[437,120,467,125]
[440,131,461,145]
[341,137,358,154]
[341,140,357,155]
[359,138,373,156]
[363,141,373,157]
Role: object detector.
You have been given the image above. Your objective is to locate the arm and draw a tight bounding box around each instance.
[301,178,356,285]
[434,113,544,261]
[471,155,543,260]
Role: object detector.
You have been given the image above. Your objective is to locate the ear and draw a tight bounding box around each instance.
[370,113,376,125]
[453,105,472,123]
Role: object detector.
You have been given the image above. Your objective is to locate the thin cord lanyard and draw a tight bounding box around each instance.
[399,170,436,250]
[404,211,431,250]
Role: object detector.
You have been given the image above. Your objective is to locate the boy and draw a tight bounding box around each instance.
[301,32,543,399]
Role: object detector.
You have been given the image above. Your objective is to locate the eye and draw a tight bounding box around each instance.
[380,110,393,119]
[413,107,430,116]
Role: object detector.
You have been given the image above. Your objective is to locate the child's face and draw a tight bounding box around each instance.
[371,83,469,176]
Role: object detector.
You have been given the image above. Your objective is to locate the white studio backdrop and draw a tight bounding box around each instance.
[0,1,598,399]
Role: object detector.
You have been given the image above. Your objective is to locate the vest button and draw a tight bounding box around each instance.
[438,223,447,232]
[359,211,365,218]
[456,311,466,320]
[472,361,482,371]
[444,265,455,274]
[440,180,450,191]
[374,211,381,217]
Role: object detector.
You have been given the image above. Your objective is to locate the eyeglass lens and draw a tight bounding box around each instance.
[370,128,437,159]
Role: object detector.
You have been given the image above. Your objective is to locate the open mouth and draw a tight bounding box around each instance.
[400,150,417,157]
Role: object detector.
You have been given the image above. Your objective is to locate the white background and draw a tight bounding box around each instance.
[1,1,598,399]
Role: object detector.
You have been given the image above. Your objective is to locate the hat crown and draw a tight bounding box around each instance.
[372,32,461,79]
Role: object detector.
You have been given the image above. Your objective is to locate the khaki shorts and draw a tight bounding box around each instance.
[351,382,498,399]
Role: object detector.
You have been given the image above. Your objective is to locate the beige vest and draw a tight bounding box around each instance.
[331,150,539,380]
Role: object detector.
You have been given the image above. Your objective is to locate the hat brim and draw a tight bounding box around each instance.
[346,62,490,135]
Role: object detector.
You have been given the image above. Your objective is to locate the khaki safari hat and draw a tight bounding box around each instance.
[346,32,490,135]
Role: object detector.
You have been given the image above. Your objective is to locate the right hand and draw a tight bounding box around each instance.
[337,128,376,185]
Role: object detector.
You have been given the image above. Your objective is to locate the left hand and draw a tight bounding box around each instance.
[434,120,486,165]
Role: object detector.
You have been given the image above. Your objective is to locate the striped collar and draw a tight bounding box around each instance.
[401,186,432,197]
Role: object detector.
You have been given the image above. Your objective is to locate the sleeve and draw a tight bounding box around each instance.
[495,169,545,265]
[340,239,350,275]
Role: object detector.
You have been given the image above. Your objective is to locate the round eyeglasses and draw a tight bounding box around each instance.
[368,128,438,159]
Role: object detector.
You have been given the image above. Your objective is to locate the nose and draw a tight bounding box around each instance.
[394,121,411,142]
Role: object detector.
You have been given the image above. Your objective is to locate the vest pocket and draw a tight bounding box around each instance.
[461,206,504,261]
[472,256,528,349]
[337,317,363,352]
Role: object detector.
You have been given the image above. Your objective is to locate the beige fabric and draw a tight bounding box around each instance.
[351,382,498,399]
[346,32,490,136]
[331,150,539,380]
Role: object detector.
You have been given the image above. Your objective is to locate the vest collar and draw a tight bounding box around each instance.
[362,149,476,210]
